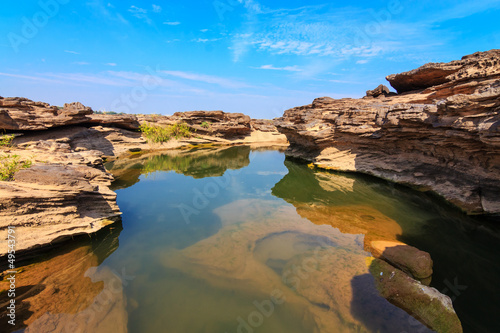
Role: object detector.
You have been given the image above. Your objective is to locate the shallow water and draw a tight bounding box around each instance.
[2,146,499,332]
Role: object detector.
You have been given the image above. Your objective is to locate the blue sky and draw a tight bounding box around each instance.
[1,0,499,119]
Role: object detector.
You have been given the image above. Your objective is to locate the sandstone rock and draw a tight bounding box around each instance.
[251,119,280,132]
[366,84,390,97]
[369,258,463,333]
[0,97,93,130]
[0,164,121,255]
[276,50,500,214]
[88,113,140,130]
[370,241,433,285]
[172,110,252,137]
[386,49,500,94]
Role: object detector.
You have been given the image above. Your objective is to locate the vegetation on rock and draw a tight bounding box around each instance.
[139,122,192,143]
[0,154,32,180]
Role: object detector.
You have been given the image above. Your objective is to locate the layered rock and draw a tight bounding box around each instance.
[386,49,500,94]
[276,49,500,215]
[174,110,252,137]
[0,97,93,130]
[369,258,462,333]
[0,164,121,255]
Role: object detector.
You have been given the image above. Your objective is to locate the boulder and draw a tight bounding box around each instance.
[369,258,463,333]
[370,240,433,285]
[366,84,390,97]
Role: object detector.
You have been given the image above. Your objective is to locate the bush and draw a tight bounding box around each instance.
[0,134,14,147]
[0,154,32,181]
[169,123,191,139]
[201,121,210,129]
[139,122,191,143]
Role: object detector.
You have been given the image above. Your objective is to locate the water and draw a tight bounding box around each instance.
[2,146,499,332]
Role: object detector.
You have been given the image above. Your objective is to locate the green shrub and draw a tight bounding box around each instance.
[139,122,191,143]
[169,123,191,139]
[0,134,14,147]
[201,121,210,129]
[0,154,32,181]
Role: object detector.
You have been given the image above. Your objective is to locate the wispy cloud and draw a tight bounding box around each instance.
[152,4,162,13]
[0,72,66,84]
[254,64,302,72]
[128,5,151,24]
[356,60,368,64]
[106,63,117,66]
[64,50,80,55]
[163,21,181,26]
[161,70,249,89]
[228,1,496,63]
[200,29,209,32]
[73,61,90,65]
[192,38,221,43]
[87,0,128,24]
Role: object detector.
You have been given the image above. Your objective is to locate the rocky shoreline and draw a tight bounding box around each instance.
[0,99,287,257]
[276,49,500,216]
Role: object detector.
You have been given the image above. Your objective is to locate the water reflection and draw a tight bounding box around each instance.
[106,146,252,189]
[6,146,499,332]
[0,224,126,333]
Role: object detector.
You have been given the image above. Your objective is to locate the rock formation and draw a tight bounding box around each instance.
[0,97,93,130]
[365,84,391,97]
[276,49,500,215]
[0,97,286,256]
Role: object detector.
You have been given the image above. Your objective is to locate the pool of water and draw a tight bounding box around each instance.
[3,146,499,332]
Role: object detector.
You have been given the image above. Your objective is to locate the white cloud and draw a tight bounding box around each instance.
[73,61,90,65]
[87,0,129,24]
[200,29,209,32]
[163,21,181,25]
[128,5,151,24]
[356,60,368,64]
[192,38,221,43]
[64,50,80,54]
[161,70,249,89]
[152,4,162,13]
[106,63,117,66]
[255,64,302,72]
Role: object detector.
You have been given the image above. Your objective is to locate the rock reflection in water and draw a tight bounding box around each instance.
[106,145,251,189]
[159,199,431,332]
[0,225,127,333]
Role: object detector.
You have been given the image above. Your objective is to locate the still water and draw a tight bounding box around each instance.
[2,146,499,332]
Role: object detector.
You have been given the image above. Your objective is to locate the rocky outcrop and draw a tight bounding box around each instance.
[172,110,252,137]
[386,49,500,94]
[370,258,462,333]
[0,97,93,130]
[276,49,500,215]
[88,113,140,130]
[365,84,391,97]
[0,164,121,254]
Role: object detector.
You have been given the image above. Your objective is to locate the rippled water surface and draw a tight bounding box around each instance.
[3,146,499,333]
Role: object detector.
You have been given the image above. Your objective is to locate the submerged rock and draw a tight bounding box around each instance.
[370,240,433,285]
[369,258,463,333]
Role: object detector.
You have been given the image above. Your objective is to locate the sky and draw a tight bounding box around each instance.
[1,0,499,119]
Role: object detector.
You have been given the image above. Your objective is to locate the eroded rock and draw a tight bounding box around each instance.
[369,258,462,333]
[370,240,433,285]
[276,50,500,214]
